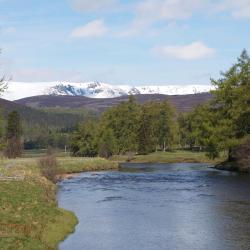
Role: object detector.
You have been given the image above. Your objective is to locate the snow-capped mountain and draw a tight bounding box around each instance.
[2,81,214,101]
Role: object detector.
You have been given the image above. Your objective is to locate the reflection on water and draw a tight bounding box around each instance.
[58,163,250,250]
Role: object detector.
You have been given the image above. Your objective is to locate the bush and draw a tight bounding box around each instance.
[38,150,60,183]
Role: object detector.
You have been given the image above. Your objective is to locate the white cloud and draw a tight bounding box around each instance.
[71,0,118,11]
[153,41,215,60]
[215,0,250,18]
[120,0,205,36]
[120,0,250,36]
[136,0,203,22]
[71,20,108,38]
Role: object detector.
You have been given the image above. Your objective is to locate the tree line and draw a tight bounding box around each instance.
[71,50,250,160]
[0,50,249,159]
[70,96,178,157]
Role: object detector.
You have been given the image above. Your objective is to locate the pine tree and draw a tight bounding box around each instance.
[70,120,98,157]
[98,128,118,158]
[138,105,155,154]
[5,111,23,158]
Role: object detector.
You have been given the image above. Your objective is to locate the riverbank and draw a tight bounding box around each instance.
[0,151,225,249]
[111,150,226,164]
[0,157,118,250]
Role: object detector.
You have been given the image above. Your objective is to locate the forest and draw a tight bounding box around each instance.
[0,50,249,161]
[71,50,250,161]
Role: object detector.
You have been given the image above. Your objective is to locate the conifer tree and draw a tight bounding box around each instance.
[5,111,23,158]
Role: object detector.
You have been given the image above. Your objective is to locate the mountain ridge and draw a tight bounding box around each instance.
[15,93,213,113]
[3,81,214,100]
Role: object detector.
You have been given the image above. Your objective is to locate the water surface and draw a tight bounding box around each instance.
[58,163,250,250]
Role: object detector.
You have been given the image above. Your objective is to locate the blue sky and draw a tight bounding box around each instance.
[0,0,250,85]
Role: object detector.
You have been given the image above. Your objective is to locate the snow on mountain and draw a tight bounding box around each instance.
[2,81,214,101]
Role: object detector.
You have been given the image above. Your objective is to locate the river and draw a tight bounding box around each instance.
[58,163,250,250]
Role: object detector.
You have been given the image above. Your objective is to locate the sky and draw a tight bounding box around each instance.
[0,0,250,85]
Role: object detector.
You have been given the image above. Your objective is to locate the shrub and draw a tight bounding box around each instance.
[38,150,60,183]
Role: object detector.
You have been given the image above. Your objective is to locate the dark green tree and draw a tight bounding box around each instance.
[101,96,140,154]
[157,101,177,151]
[137,104,156,154]
[5,111,23,158]
[98,128,118,158]
[70,120,98,157]
[209,49,250,159]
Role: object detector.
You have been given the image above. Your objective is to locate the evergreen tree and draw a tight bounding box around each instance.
[179,50,250,159]
[138,104,155,154]
[101,96,140,154]
[98,128,118,158]
[210,49,250,159]
[5,111,23,158]
[70,121,98,157]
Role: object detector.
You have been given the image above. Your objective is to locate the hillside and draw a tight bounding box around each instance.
[0,98,95,129]
[15,93,213,113]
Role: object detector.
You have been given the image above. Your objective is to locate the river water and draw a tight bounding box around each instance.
[58,163,250,250]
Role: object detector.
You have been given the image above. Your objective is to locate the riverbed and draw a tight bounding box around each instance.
[58,163,250,250]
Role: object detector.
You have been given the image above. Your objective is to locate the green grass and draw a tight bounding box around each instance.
[0,156,119,249]
[0,167,78,249]
[111,150,226,164]
[57,157,118,174]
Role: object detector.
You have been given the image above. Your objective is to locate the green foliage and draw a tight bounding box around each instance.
[5,110,23,158]
[178,49,250,159]
[98,128,118,158]
[138,101,177,154]
[70,120,98,157]
[100,96,140,154]
[71,96,178,157]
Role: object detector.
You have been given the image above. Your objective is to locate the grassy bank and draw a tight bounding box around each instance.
[0,157,118,250]
[0,151,223,249]
[111,150,226,164]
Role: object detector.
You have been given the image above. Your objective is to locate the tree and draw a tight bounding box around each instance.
[137,103,156,154]
[70,120,98,157]
[100,96,140,154]
[98,128,118,158]
[179,50,250,159]
[157,101,177,151]
[5,111,23,158]
[209,49,250,159]
[0,50,7,150]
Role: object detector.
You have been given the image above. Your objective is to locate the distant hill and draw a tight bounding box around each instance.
[0,98,96,129]
[15,93,213,113]
[3,81,213,100]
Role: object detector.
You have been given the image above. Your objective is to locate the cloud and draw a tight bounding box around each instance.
[120,0,205,36]
[153,41,215,60]
[71,0,118,11]
[214,0,250,18]
[71,20,108,38]
[120,0,250,36]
